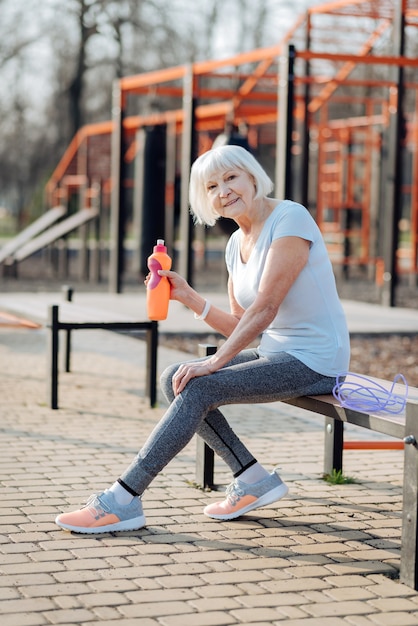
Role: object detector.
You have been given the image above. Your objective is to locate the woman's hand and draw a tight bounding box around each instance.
[172,359,217,395]
[144,270,191,303]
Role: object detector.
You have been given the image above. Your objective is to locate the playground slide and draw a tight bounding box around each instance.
[0,205,66,265]
[12,208,99,263]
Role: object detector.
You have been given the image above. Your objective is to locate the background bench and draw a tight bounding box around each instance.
[47,287,158,410]
[195,344,418,590]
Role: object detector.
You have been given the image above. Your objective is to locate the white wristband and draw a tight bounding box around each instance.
[194,299,211,321]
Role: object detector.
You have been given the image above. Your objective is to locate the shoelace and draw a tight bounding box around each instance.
[333,372,408,414]
[225,482,245,506]
[85,493,110,517]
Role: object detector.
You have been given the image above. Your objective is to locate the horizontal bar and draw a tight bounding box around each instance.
[46,322,154,331]
[344,440,404,450]
[296,50,418,67]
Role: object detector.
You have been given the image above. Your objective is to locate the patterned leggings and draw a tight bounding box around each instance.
[119,349,336,495]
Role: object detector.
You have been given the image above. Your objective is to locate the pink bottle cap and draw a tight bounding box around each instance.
[154,239,167,253]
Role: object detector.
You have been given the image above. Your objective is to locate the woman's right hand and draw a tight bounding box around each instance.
[157,270,191,303]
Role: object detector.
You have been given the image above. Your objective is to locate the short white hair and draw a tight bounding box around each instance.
[189,145,274,226]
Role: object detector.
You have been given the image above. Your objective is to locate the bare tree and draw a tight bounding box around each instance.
[0,1,42,68]
[67,0,100,135]
[53,0,198,134]
[0,0,293,227]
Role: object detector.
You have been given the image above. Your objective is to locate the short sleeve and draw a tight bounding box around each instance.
[271,201,318,245]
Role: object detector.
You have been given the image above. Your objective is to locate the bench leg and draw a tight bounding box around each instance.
[48,305,59,410]
[195,344,217,489]
[64,330,72,372]
[324,416,343,476]
[196,435,215,490]
[62,285,73,372]
[400,402,418,589]
[145,321,158,408]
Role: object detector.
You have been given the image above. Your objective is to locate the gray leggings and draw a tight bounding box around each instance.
[119,350,336,495]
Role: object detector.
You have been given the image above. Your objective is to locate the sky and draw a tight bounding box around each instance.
[0,0,323,116]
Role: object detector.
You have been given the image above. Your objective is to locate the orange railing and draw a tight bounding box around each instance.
[43,0,418,280]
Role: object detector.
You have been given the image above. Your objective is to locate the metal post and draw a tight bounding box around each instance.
[132,128,146,275]
[48,305,59,410]
[381,0,406,307]
[165,121,177,258]
[58,186,70,279]
[195,344,217,489]
[89,181,102,283]
[62,285,73,372]
[109,81,126,293]
[178,64,196,285]
[323,416,344,476]
[400,400,418,589]
[301,15,311,209]
[77,135,89,282]
[145,321,159,408]
[369,133,381,282]
[275,44,295,200]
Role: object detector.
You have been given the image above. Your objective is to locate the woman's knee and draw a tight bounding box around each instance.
[160,362,182,400]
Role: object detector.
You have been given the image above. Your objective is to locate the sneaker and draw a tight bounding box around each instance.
[203,470,288,520]
[55,490,146,533]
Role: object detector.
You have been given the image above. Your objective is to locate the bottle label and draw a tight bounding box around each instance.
[148,257,162,289]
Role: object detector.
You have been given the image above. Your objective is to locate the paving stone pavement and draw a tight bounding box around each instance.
[1,324,418,626]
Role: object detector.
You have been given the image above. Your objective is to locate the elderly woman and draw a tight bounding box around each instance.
[55,145,350,533]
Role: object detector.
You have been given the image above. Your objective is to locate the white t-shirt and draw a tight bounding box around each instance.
[225,200,350,376]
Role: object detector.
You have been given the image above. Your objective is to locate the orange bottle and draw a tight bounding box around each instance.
[146,239,172,321]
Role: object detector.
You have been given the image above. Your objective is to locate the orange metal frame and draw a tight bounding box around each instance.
[45,0,418,277]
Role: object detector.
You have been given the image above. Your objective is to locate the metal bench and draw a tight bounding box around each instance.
[46,288,158,410]
[195,344,418,590]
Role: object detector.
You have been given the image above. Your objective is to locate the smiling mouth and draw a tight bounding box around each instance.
[224,198,238,207]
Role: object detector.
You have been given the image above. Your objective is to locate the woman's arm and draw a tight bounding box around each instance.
[171,236,310,394]
[158,270,241,337]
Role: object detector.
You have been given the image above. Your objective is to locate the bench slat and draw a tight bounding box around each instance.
[283,396,405,440]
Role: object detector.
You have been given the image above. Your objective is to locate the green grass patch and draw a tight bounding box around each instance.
[322,469,356,485]
[185,479,212,492]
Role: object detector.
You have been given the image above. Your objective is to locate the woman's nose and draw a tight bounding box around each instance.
[219,183,230,197]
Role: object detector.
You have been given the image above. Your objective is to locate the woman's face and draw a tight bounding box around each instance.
[204,167,256,220]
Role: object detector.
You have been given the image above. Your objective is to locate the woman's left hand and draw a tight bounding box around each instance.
[172,359,216,395]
